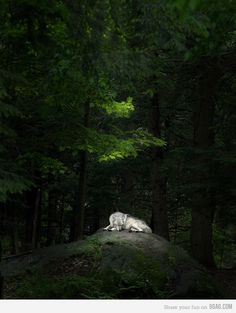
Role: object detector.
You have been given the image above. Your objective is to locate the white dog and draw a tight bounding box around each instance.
[103,212,152,233]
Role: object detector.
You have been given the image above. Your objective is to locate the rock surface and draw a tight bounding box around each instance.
[0,230,222,299]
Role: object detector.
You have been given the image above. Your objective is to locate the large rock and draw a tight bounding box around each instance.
[0,230,221,299]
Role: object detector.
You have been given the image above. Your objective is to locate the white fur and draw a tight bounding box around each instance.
[104,212,152,233]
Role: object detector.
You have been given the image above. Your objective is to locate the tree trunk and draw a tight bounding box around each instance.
[11,206,19,255]
[59,196,65,243]
[46,190,57,246]
[25,189,36,249]
[25,186,41,249]
[191,59,220,267]
[0,239,3,299]
[149,93,169,240]
[73,101,90,240]
[32,188,41,249]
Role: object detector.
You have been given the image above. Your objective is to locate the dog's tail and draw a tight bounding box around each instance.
[143,225,152,233]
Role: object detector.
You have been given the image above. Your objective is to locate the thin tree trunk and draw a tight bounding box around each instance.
[0,239,3,299]
[174,206,178,244]
[58,196,64,243]
[25,189,35,249]
[219,234,226,269]
[121,171,134,211]
[46,190,57,246]
[32,188,41,249]
[11,206,19,255]
[191,59,220,267]
[149,93,169,240]
[73,101,90,240]
[191,199,215,267]
[0,204,3,297]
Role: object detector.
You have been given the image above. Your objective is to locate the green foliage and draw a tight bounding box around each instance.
[170,0,236,58]
[0,103,22,119]
[213,224,236,268]
[101,97,134,118]
[40,157,67,176]
[78,237,103,264]
[16,273,110,299]
[0,0,235,280]
[0,170,32,202]
[14,248,168,299]
[97,128,165,162]
[60,127,165,162]
[15,268,167,299]
[0,91,32,202]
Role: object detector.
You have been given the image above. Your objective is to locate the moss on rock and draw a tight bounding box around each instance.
[1,230,222,299]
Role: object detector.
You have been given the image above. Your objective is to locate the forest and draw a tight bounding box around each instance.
[0,0,236,299]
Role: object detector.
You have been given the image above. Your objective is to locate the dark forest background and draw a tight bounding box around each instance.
[0,0,236,274]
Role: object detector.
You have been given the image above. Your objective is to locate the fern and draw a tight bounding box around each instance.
[0,168,32,202]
